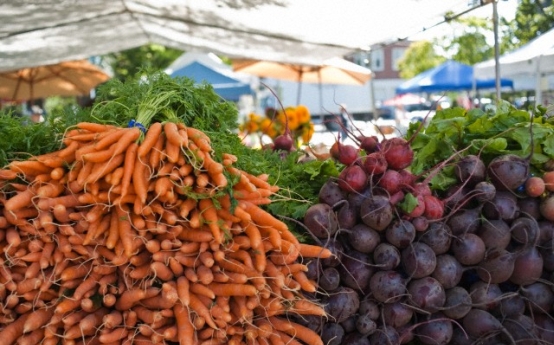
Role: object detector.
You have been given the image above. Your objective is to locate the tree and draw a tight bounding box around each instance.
[396,41,446,79]
[103,44,183,82]
[513,0,554,43]
[442,16,494,65]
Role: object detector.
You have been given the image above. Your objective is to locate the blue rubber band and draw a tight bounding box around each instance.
[128,119,146,133]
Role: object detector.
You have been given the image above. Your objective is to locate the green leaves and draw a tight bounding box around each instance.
[408,101,554,191]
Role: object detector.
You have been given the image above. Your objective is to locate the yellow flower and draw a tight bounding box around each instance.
[286,110,300,131]
[248,112,262,123]
[244,120,259,133]
[296,105,311,124]
[301,122,315,143]
[259,118,274,134]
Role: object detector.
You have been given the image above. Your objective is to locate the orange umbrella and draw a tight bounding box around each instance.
[0,60,110,102]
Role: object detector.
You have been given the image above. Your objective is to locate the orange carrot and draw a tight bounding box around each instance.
[138,122,163,157]
[115,288,147,311]
[76,122,115,133]
[298,243,332,259]
[116,204,135,258]
[0,313,29,345]
[198,198,222,244]
[269,317,323,345]
[120,141,138,197]
[190,282,216,300]
[133,154,149,204]
[174,304,195,345]
[186,127,212,152]
[188,293,217,329]
[4,188,34,212]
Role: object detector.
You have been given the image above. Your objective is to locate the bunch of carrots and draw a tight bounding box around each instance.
[0,120,331,345]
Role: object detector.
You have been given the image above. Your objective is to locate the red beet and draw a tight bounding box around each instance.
[382,137,414,170]
[423,195,444,220]
[378,169,403,195]
[337,165,368,192]
[363,151,388,175]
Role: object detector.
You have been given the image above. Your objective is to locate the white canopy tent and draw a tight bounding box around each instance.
[473,27,554,106]
[0,0,474,72]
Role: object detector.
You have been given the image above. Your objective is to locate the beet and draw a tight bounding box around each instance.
[342,332,371,345]
[446,206,481,236]
[402,242,437,279]
[454,154,486,186]
[462,309,506,339]
[415,313,453,345]
[482,190,519,221]
[474,181,496,203]
[469,281,503,311]
[451,233,486,266]
[518,196,542,220]
[321,323,345,345]
[501,314,538,345]
[477,219,511,250]
[407,277,446,313]
[318,180,345,207]
[303,203,339,239]
[509,245,543,285]
[493,294,525,318]
[382,137,414,170]
[356,313,377,336]
[338,164,368,193]
[476,248,515,284]
[347,223,381,254]
[385,219,416,249]
[337,201,358,229]
[338,250,374,291]
[369,326,400,345]
[418,222,452,255]
[360,195,393,231]
[520,282,554,313]
[377,169,403,195]
[359,135,379,154]
[443,287,472,319]
[358,296,380,320]
[325,287,360,323]
[373,243,401,270]
[382,301,413,328]
[422,194,444,220]
[363,151,388,175]
[321,238,343,267]
[535,314,554,344]
[487,153,529,191]
[369,270,406,303]
[432,254,463,289]
[319,267,341,291]
[511,216,540,246]
[337,144,359,166]
[412,216,429,232]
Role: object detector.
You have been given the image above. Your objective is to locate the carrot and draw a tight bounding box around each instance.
[288,299,326,317]
[209,283,258,297]
[133,154,149,204]
[73,272,102,300]
[55,297,82,315]
[93,127,128,151]
[4,188,34,211]
[76,122,115,133]
[163,138,181,166]
[84,153,125,184]
[116,204,135,258]
[151,261,175,281]
[115,288,147,310]
[22,306,54,333]
[0,168,18,180]
[186,127,212,152]
[239,201,288,233]
[188,293,217,329]
[37,193,82,211]
[176,276,191,306]
[98,328,128,344]
[198,198,223,244]
[9,160,51,175]
[16,328,44,345]
[105,209,120,250]
[269,317,323,345]
[174,304,195,345]
[137,122,162,156]
[119,141,138,197]
[103,310,123,329]
[190,282,216,299]
[298,243,332,259]
[165,122,185,146]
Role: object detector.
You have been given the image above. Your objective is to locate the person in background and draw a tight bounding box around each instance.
[30,105,45,123]
[339,104,349,142]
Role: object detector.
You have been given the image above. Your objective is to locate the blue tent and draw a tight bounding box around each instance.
[396,60,513,95]
[169,61,252,102]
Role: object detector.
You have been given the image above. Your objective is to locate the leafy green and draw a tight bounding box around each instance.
[407,101,554,191]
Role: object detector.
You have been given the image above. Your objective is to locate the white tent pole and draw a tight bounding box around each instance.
[535,56,542,107]
[492,0,501,102]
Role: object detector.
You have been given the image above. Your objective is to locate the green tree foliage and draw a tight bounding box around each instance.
[513,0,554,43]
[444,17,494,65]
[104,44,183,82]
[396,41,446,79]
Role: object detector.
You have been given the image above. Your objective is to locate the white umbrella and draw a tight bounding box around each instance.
[232,57,372,104]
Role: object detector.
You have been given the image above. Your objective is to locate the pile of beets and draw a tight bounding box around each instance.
[296,133,554,345]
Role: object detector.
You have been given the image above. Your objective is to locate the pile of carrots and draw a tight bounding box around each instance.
[0,121,331,345]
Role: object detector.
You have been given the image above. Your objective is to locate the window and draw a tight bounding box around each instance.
[391,48,406,71]
[370,50,384,72]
